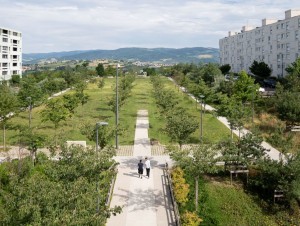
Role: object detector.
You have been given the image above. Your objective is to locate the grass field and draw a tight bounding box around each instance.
[1,76,231,148]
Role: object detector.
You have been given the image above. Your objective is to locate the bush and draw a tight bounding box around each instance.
[171,167,190,205]
[181,211,203,226]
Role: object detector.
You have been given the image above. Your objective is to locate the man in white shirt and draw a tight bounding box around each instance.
[145,157,151,178]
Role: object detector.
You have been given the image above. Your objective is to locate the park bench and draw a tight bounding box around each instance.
[274,189,284,203]
[228,164,249,185]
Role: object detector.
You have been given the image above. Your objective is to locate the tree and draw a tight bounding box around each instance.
[169,144,218,210]
[62,94,80,117]
[41,98,69,145]
[282,57,300,92]
[232,70,258,104]
[74,81,89,105]
[249,60,272,78]
[10,74,21,86]
[18,128,45,165]
[96,63,105,77]
[200,63,223,87]
[165,108,198,149]
[0,145,121,225]
[217,133,268,168]
[105,65,116,76]
[143,67,156,76]
[18,80,45,108]
[276,90,300,129]
[80,122,115,150]
[0,85,19,152]
[219,64,231,75]
[98,78,105,89]
[217,96,250,139]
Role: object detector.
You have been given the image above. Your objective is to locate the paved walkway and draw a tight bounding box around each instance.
[168,77,283,161]
[106,110,176,226]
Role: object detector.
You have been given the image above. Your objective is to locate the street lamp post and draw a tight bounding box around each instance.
[27,97,32,128]
[115,64,119,149]
[95,121,108,214]
[199,95,205,142]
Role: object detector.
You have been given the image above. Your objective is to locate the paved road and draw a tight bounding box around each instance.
[106,110,176,226]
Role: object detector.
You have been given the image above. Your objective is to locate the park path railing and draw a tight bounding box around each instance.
[164,163,181,226]
[105,162,119,207]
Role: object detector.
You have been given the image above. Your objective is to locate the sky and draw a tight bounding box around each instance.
[1,0,299,53]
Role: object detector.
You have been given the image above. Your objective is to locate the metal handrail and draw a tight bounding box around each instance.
[105,162,119,206]
[164,163,181,226]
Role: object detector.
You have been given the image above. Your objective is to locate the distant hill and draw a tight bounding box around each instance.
[23,47,219,64]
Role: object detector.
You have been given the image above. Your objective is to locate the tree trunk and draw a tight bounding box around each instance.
[195,175,199,211]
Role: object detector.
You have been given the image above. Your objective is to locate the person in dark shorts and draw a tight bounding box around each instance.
[138,159,144,179]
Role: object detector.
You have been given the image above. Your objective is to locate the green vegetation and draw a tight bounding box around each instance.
[0,145,120,225]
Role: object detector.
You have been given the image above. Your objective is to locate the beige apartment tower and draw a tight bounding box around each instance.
[0,27,22,81]
[219,9,300,78]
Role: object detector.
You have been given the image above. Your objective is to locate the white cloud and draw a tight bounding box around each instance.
[0,0,299,52]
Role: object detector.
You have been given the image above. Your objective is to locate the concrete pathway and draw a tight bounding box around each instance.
[168,77,283,161]
[106,110,176,226]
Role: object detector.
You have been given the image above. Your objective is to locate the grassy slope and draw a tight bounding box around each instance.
[203,182,277,226]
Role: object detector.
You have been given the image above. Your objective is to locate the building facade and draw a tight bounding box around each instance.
[219,9,300,78]
[0,27,22,81]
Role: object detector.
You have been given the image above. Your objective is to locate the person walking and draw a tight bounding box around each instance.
[145,157,151,178]
[138,159,144,179]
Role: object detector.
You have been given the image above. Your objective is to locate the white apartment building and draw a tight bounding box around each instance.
[0,27,22,81]
[219,9,300,78]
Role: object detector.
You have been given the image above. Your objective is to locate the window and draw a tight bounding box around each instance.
[2,29,8,34]
[277,34,281,40]
[13,32,18,36]
[13,63,17,67]
[2,71,7,75]
[286,43,290,52]
[2,46,8,51]
[286,21,289,30]
[2,38,8,42]
[13,70,18,75]
[281,33,285,39]
[13,55,18,59]
[281,23,285,29]
[2,63,8,67]
[277,43,280,49]
[13,40,18,44]
[2,54,8,59]
[286,32,290,38]
[277,55,281,61]
[296,30,299,40]
[13,47,17,51]
[296,53,299,59]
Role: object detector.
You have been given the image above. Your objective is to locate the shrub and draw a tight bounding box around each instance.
[181,211,203,226]
[171,167,190,205]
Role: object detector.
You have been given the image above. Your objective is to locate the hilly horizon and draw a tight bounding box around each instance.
[23,47,219,64]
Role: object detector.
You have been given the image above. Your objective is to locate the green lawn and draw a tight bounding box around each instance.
[1,76,231,148]
[203,182,277,226]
